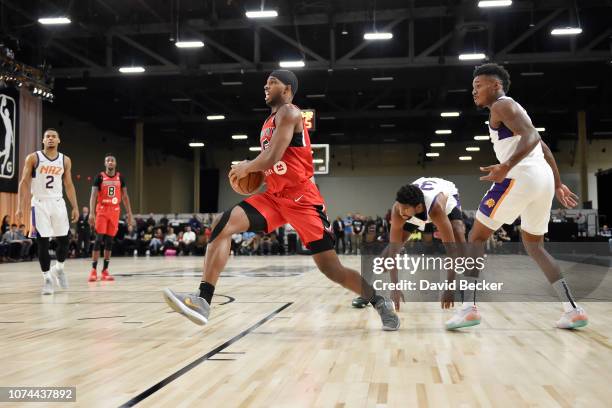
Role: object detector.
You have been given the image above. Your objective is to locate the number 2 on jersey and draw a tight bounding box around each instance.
[45,175,54,189]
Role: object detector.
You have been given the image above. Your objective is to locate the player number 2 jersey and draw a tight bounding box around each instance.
[31,151,64,201]
[259,104,314,194]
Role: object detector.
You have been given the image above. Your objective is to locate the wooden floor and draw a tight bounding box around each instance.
[0,255,610,408]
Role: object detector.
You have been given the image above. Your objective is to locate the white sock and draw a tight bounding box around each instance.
[42,271,50,279]
[55,261,65,270]
[562,302,576,313]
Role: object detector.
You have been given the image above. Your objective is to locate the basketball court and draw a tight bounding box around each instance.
[1,255,610,407]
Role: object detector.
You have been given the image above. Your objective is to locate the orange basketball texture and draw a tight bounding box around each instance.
[231,171,264,195]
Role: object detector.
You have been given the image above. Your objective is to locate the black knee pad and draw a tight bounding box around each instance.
[209,208,233,243]
[104,235,113,248]
[37,237,51,271]
[94,234,104,251]
[55,235,69,262]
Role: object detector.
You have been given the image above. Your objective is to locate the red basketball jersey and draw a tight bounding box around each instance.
[93,172,125,212]
[260,104,314,193]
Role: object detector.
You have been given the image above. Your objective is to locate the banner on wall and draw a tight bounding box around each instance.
[0,87,19,193]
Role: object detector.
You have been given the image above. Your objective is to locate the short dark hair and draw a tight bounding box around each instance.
[19,224,25,228]
[473,63,511,93]
[105,153,115,159]
[396,184,425,206]
[10,223,17,227]
[44,128,59,136]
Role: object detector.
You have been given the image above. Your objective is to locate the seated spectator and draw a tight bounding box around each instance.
[240,231,257,255]
[140,225,154,255]
[121,225,139,255]
[180,225,196,255]
[189,214,202,231]
[231,233,243,255]
[600,224,611,238]
[162,227,179,254]
[16,224,33,260]
[2,224,24,261]
[146,213,156,228]
[149,228,164,255]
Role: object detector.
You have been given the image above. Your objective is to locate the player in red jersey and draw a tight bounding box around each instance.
[88,153,133,282]
[163,70,399,330]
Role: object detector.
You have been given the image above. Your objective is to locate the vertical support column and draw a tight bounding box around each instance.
[193,148,201,213]
[105,34,112,67]
[329,26,336,68]
[254,28,261,66]
[134,121,144,213]
[408,20,415,61]
[577,110,588,207]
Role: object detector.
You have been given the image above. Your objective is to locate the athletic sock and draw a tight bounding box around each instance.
[55,261,64,271]
[198,281,215,304]
[552,278,577,311]
[92,261,98,270]
[461,275,478,305]
[103,259,110,270]
[42,271,50,279]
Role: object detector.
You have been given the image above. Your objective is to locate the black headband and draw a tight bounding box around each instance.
[269,69,298,96]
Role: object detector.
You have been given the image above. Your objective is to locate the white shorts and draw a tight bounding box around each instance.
[476,162,554,236]
[31,197,70,238]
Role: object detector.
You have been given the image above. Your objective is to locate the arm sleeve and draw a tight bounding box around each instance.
[93,174,102,188]
[120,175,126,188]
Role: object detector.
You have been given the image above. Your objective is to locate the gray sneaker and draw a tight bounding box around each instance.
[41,276,54,295]
[373,296,400,331]
[163,288,210,325]
[50,265,68,289]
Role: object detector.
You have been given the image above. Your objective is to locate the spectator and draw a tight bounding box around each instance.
[16,224,33,259]
[189,214,202,231]
[343,213,353,254]
[140,225,154,254]
[146,213,156,228]
[121,225,139,255]
[163,226,179,254]
[2,224,23,260]
[275,225,285,255]
[1,215,10,235]
[259,233,273,255]
[576,212,587,237]
[285,224,297,255]
[149,228,164,255]
[351,214,365,255]
[76,206,92,257]
[600,224,611,238]
[159,214,169,232]
[180,225,196,255]
[332,216,345,254]
[231,232,243,255]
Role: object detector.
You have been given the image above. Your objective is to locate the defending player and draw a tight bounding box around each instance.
[163,70,400,331]
[458,63,587,330]
[16,128,79,294]
[88,153,133,281]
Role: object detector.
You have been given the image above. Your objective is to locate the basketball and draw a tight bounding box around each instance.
[231,171,264,195]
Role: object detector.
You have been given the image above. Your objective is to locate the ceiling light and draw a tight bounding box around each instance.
[435,130,452,135]
[426,152,440,157]
[279,60,305,68]
[459,156,472,161]
[466,147,481,151]
[447,88,468,93]
[206,115,225,120]
[232,134,248,140]
[520,72,544,77]
[441,112,460,117]
[222,81,243,86]
[249,146,262,151]
[474,135,490,140]
[306,94,326,98]
[319,116,335,120]
[119,66,145,74]
[189,142,205,147]
[535,127,545,132]
[246,10,278,19]
[65,86,87,91]
[478,0,512,7]
[175,41,204,48]
[38,17,71,25]
[364,32,393,40]
[551,27,582,36]
[380,124,396,128]
[231,161,241,165]
[575,85,597,90]
[313,159,325,164]
[485,120,489,125]
[430,142,446,147]
[458,53,486,60]
[371,76,394,81]
[377,105,395,109]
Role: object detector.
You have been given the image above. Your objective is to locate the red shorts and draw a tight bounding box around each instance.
[243,181,334,253]
[95,211,120,236]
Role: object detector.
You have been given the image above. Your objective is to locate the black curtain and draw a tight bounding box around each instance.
[199,168,219,212]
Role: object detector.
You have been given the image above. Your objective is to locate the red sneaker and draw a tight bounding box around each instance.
[88,269,97,282]
[101,269,115,281]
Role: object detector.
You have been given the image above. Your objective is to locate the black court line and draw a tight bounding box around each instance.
[206,358,236,361]
[118,302,292,408]
[77,315,126,320]
[217,351,245,354]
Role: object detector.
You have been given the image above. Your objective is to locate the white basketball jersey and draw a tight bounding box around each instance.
[31,151,64,200]
[406,177,459,230]
[489,96,544,167]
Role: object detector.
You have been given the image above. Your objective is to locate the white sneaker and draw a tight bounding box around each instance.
[146,250,150,256]
[446,303,481,330]
[556,307,588,329]
[133,249,138,257]
[41,276,54,295]
[50,265,68,289]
